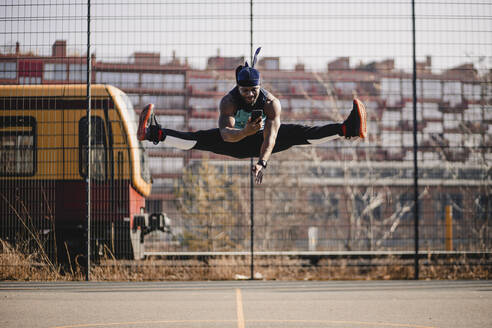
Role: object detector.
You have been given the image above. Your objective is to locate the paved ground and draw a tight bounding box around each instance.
[0,280,491,328]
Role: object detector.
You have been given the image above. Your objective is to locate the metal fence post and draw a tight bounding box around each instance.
[86,0,92,281]
[249,0,255,281]
[411,0,420,280]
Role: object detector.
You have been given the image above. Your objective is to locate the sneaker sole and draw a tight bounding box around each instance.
[354,98,367,138]
[137,103,154,141]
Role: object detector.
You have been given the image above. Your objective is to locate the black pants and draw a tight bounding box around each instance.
[163,123,342,159]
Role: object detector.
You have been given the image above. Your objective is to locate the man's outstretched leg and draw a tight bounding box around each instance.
[304,98,367,143]
[272,98,367,153]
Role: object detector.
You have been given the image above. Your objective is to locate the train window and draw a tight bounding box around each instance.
[79,116,107,180]
[138,143,151,183]
[0,116,36,176]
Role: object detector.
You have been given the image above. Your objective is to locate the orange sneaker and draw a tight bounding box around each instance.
[341,98,367,139]
[137,104,154,141]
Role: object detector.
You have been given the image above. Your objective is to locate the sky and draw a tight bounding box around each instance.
[1,0,491,74]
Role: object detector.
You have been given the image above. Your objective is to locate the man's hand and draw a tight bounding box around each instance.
[244,116,263,136]
[252,164,264,184]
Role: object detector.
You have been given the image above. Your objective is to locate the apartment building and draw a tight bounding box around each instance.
[1,41,490,228]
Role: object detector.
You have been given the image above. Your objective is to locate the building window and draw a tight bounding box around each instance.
[142,95,185,109]
[127,94,141,107]
[120,72,140,89]
[262,58,279,70]
[422,79,441,99]
[141,73,164,89]
[19,76,41,85]
[18,60,42,83]
[463,83,482,101]
[69,64,87,82]
[189,77,215,92]
[163,74,185,90]
[335,81,357,95]
[401,78,413,98]
[216,79,234,93]
[0,116,36,176]
[96,71,139,89]
[44,63,67,81]
[381,110,401,128]
[96,71,120,85]
[270,79,290,93]
[79,116,107,180]
[0,62,17,79]
[443,81,462,107]
[189,97,217,110]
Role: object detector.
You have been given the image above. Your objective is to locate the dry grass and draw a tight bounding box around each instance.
[420,253,492,280]
[0,239,86,281]
[1,239,490,281]
[0,239,60,281]
[89,255,491,281]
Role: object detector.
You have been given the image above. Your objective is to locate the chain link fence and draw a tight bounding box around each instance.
[0,0,491,280]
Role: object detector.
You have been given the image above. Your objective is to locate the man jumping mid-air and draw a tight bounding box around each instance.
[137,48,367,184]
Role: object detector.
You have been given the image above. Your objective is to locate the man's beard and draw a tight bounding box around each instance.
[243,95,257,105]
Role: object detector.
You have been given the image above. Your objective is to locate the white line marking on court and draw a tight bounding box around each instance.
[236,288,245,328]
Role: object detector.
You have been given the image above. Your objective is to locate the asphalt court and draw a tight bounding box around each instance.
[0,280,491,328]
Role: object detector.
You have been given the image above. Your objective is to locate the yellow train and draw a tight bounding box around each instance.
[0,84,154,262]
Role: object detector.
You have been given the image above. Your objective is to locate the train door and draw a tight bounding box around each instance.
[58,98,112,263]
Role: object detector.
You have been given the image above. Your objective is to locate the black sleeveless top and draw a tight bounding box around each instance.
[227,86,269,129]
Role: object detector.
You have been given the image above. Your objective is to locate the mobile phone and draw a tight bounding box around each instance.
[251,109,263,121]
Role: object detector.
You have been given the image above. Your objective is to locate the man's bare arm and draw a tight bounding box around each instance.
[218,95,262,142]
[251,97,281,184]
[258,98,281,162]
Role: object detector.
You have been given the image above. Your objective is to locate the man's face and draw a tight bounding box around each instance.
[238,86,260,104]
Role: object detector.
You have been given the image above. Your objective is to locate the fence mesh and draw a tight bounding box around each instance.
[0,0,491,279]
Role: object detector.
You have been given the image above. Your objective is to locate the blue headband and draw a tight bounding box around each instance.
[237,66,260,86]
[236,47,262,87]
